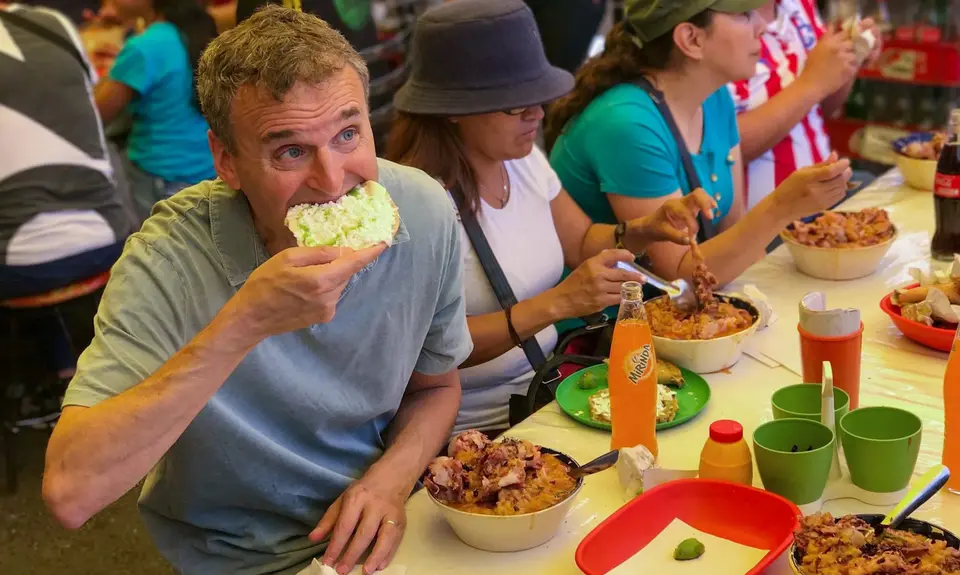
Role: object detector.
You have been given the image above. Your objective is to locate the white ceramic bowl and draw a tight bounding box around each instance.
[780,216,898,281]
[427,449,583,552]
[648,295,761,374]
[896,153,937,191]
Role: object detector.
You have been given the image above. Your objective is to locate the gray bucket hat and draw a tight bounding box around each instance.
[394,0,575,116]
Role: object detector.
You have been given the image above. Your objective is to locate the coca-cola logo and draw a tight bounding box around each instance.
[935,172,960,199]
[625,344,654,385]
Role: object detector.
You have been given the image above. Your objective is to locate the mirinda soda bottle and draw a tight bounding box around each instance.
[608,281,658,457]
[944,327,960,493]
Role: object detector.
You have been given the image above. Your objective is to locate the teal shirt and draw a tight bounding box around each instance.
[110,22,215,183]
[64,160,472,574]
[550,84,741,225]
[549,85,741,334]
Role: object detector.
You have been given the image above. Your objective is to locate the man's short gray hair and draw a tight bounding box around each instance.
[197,5,370,151]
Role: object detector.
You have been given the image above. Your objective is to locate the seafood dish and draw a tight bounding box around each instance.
[900,132,947,161]
[644,241,755,341]
[424,431,577,516]
[784,209,895,249]
[794,513,960,574]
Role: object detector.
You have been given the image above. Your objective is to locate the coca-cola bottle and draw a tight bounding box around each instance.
[932,109,960,261]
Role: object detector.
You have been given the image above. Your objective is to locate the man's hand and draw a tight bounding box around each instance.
[311,469,408,575]
[799,30,859,100]
[229,243,387,342]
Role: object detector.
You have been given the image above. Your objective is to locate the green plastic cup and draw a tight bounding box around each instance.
[772,384,850,422]
[839,406,922,493]
[753,419,835,505]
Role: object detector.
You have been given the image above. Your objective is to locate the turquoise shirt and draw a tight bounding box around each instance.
[550,84,741,225]
[64,160,472,574]
[110,22,215,183]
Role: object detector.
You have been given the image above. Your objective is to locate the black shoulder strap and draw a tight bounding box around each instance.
[0,9,90,80]
[633,76,716,242]
[449,186,552,373]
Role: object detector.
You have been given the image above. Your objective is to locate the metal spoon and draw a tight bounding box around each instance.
[875,464,950,535]
[568,449,620,480]
[616,260,698,312]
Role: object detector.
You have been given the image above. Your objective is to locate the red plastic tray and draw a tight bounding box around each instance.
[880,285,956,353]
[576,479,800,575]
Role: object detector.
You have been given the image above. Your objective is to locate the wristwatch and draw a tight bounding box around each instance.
[614,222,628,250]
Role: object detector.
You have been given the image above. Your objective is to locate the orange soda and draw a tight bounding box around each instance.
[608,281,658,457]
[944,326,960,493]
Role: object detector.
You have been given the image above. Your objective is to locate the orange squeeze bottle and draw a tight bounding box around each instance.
[944,327,960,493]
[608,281,658,457]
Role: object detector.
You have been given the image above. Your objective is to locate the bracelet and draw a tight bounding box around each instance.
[504,306,523,347]
[614,222,628,250]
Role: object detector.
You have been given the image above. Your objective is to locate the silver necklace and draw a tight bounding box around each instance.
[495,162,510,208]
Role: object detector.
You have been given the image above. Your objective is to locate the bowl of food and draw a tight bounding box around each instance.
[780,209,897,281]
[881,282,958,352]
[789,512,960,574]
[893,132,945,191]
[423,431,583,552]
[645,294,761,374]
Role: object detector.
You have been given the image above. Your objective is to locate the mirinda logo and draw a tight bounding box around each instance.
[624,344,654,385]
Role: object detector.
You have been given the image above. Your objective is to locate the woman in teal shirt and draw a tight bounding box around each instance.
[547,0,853,287]
[94,0,218,219]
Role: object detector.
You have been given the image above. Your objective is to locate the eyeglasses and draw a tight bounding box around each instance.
[502,105,545,116]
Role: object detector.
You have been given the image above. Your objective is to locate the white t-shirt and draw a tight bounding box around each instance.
[454,147,565,433]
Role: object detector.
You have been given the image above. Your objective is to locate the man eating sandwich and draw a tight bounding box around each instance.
[42,6,471,575]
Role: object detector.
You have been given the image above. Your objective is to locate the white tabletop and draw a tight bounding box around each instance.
[393,170,960,574]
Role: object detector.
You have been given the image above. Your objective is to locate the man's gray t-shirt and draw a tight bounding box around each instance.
[64,159,473,575]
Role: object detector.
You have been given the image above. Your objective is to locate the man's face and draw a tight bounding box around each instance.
[211,67,378,252]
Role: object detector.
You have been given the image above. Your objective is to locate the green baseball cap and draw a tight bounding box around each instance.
[625,0,768,47]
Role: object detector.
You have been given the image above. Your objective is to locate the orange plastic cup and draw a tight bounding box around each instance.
[798,323,864,409]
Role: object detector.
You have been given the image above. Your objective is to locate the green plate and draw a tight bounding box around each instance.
[555,363,711,432]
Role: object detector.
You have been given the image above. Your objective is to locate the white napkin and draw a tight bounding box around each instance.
[616,445,698,501]
[297,559,407,575]
[843,16,876,65]
[799,292,861,338]
[821,362,842,481]
[606,518,768,575]
[726,284,775,330]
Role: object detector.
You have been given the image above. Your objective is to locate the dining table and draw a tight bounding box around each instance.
[392,168,960,574]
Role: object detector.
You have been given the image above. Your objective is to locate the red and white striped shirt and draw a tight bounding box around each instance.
[729,0,832,209]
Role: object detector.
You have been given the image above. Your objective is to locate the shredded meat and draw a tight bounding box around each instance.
[796,513,960,574]
[423,432,576,515]
[423,457,465,503]
[785,209,895,249]
[447,429,490,458]
[691,239,718,313]
[646,296,754,340]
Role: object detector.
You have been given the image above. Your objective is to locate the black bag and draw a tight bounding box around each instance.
[633,76,717,243]
[449,186,568,427]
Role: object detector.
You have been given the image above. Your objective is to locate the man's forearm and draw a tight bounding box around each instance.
[365,374,461,496]
[44,306,259,528]
[738,79,824,163]
[822,77,856,119]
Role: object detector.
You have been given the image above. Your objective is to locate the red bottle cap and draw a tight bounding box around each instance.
[709,420,744,443]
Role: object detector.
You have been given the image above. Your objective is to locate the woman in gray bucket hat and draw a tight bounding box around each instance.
[387,0,715,435]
